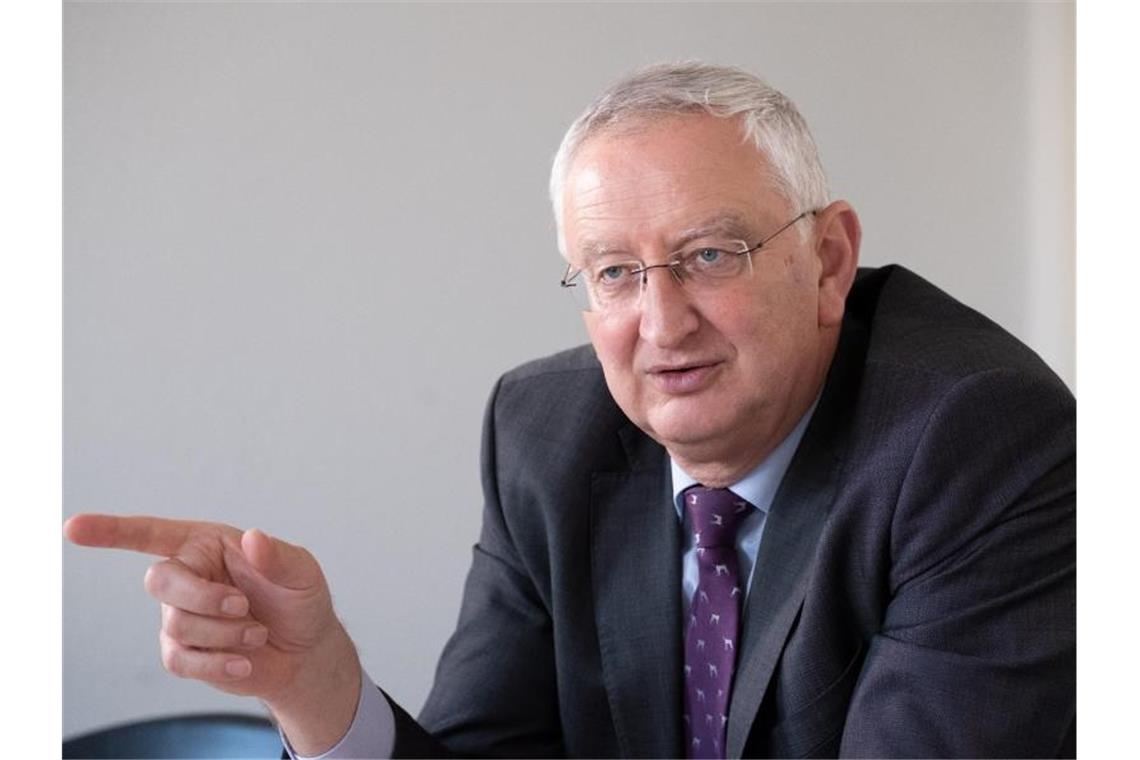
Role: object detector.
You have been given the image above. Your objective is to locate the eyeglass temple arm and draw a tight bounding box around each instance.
[745,209,815,254]
[560,262,579,287]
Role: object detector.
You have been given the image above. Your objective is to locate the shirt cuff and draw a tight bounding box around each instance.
[280,668,396,759]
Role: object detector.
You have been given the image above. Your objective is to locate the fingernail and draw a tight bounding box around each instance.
[243,626,268,647]
[221,596,248,616]
[225,659,252,678]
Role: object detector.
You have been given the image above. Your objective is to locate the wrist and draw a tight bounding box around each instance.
[265,625,362,757]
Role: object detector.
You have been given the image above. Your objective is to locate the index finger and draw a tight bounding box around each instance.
[64,513,195,557]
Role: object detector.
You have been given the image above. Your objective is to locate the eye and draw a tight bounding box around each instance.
[599,265,626,281]
[695,248,724,264]
[678,244,746,281]
[593,263,637,285]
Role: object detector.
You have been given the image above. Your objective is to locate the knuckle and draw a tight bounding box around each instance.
[144,563,170,597]
[162,608,188,641]
[160,644,183,677]
[143,564,160,595]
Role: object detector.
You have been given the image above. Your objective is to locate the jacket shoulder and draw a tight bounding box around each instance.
[487,344,630,464]
[850,265,1070,392]
[499,344,601,385]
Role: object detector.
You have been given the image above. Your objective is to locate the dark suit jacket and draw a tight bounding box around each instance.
[388,265,1076,758]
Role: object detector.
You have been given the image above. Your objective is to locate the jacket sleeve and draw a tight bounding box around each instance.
[839,367,1076,758]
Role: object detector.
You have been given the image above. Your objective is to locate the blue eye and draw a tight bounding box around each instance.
[599,265,626,282]
[696,248,724,264]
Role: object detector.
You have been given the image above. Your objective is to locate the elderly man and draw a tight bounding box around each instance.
[66,63,1075,758]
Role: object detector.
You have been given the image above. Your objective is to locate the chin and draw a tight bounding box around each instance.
[644,405,734,450]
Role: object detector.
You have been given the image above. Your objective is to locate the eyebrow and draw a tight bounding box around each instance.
[670,214,755,250]
[574,213,757,263]
[575,239,627,262]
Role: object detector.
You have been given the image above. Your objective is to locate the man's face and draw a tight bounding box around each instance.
[562,113,835,472]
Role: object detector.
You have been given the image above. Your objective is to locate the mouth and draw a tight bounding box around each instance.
[646,360,724,394]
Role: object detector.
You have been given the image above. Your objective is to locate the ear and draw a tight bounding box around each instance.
[813,200,861,328]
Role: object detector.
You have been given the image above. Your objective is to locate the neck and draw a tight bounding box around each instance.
[667,413,798,488]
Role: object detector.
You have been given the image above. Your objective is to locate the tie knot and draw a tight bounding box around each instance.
[683,486,754,548]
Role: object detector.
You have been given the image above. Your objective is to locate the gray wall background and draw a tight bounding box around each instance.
[63,1,1074,736]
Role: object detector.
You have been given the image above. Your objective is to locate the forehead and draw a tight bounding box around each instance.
[563,113,788,257]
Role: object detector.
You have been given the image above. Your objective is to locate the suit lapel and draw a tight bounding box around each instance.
[725,318,865,758]
[591,425,683,758]
[724,423,842,757]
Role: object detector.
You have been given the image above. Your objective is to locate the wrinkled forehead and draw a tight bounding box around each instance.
[574,213,757,262]
[562,114,790,259]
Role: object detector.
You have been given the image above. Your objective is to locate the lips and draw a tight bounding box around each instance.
[646,360,723,394]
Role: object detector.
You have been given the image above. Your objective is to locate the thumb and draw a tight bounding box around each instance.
[239,528,321,591]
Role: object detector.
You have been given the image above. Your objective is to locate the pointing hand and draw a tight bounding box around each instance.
[64,513,361,754]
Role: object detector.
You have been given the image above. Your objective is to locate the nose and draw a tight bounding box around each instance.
[637,266,700,348]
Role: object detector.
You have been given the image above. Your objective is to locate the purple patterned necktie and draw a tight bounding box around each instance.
[683,486,754,760]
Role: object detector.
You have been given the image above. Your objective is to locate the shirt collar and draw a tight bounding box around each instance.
[670,394,820,520]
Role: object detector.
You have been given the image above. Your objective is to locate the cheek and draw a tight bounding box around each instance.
[584,312,638,383]
[784,249,815,284]
[584,315,650,424]
[708,289,813,368]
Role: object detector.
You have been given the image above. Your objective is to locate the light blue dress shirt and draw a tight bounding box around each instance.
[287,400,817,759]
[673,396,817,617]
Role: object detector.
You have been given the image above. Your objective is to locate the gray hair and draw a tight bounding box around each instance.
[549,61,830,254]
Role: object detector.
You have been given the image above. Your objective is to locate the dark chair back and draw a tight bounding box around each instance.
[62,713,282,759]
